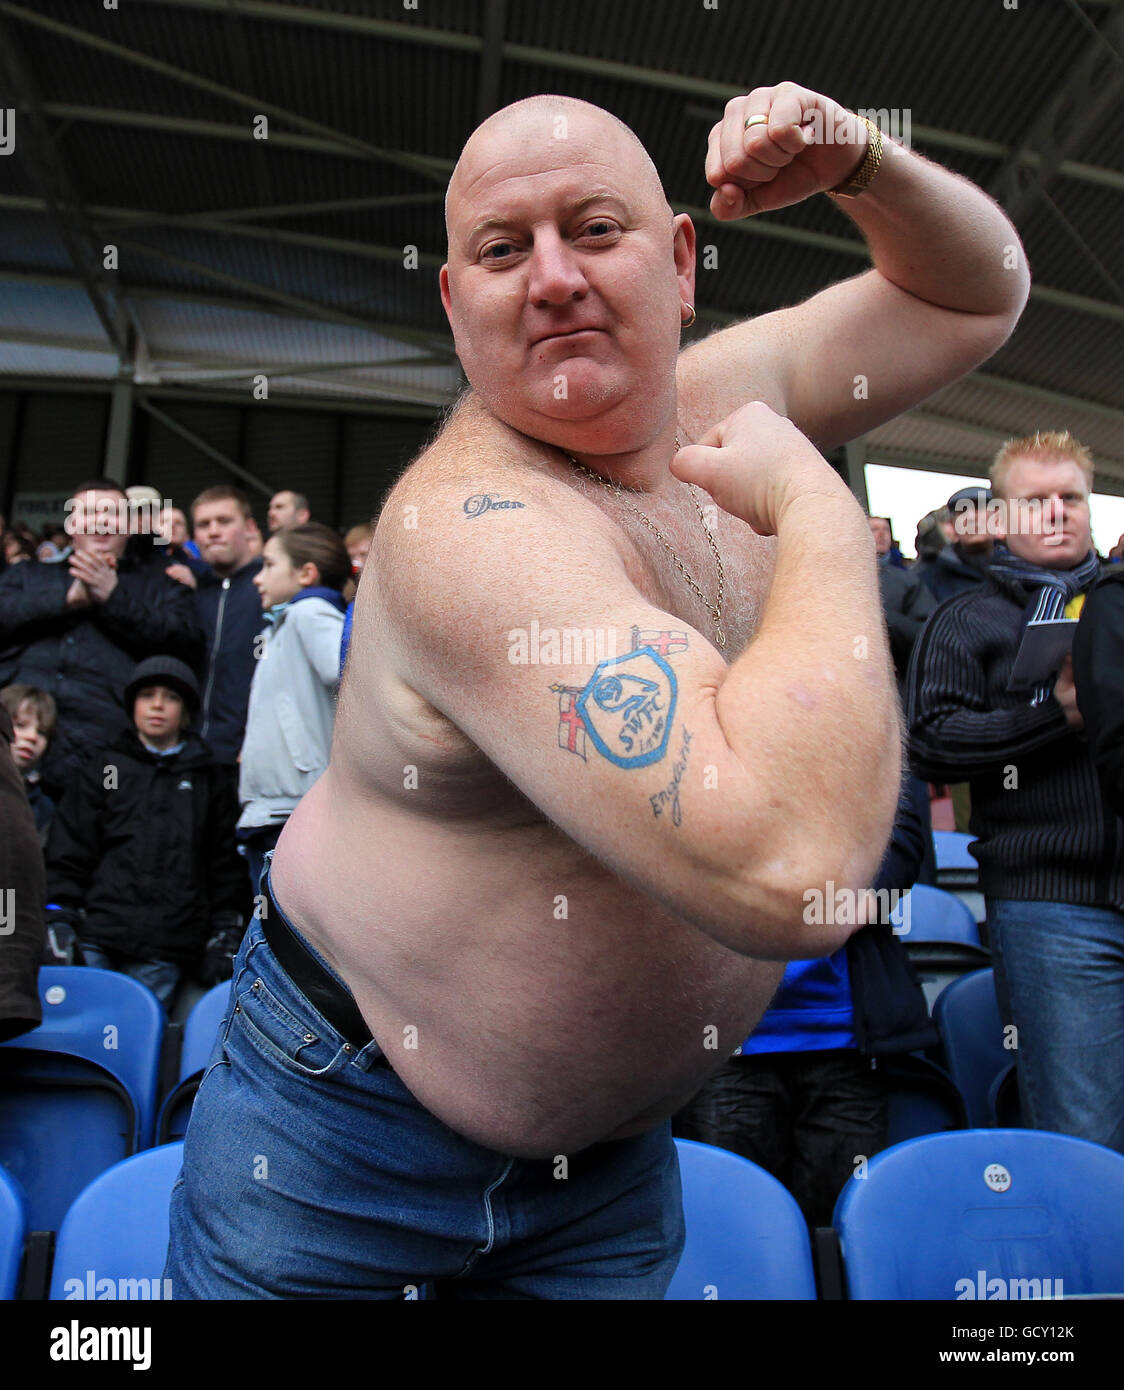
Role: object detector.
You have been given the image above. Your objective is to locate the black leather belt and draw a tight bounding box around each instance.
[261,877,380,1055]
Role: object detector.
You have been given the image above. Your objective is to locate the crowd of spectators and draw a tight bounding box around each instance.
[0,427,1121,1221]
[0,483,373,1025]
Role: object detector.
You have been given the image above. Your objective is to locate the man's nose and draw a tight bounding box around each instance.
[528,231,589,306]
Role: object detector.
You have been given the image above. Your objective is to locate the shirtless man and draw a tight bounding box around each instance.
[166,84,1029,1298]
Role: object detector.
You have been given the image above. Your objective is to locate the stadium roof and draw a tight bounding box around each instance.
[1,0,1122,489]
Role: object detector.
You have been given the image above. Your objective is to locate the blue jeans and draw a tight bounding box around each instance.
[986,897,1124,1153]
[78,943,181,1011]
[163,879,684,1298]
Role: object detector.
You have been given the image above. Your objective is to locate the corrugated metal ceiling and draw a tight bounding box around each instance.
[0,0,1120,487]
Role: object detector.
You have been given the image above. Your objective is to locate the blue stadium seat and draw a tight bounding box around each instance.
[156,983,229,1142]
[0,967,164,1146]
[934,969,1013,1127]
[989,1062,1024,1128]
[0,968,164,1231]
[666,1139,817,1300]
[0,1163,27,1300]
[890,884,982,947]
[834,1129,1124,1299]
[881,1053,966,1146]
[933,831,979,877]
[891,885,990,1009]
[49,1143,184,1301]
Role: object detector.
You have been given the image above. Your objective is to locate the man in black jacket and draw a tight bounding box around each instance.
[907,431,1123,1153]
[917,485,995,604]
[184,486,264,770]
[0,481,204,801]
[45,656,248,1010]
[1073,566,1124,821]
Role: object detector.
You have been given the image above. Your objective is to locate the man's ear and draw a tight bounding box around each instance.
[672,213,696,313]
[439,264,453,323]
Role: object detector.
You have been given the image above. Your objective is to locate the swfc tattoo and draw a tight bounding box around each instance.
[650,727,693,827]
[552,629,689,765]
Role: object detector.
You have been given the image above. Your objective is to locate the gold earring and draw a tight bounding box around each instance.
[681,303,696,329]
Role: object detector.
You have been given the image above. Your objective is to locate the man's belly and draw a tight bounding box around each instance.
[270,774,783,1159]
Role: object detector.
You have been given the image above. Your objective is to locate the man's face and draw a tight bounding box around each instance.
[268,492,308,533]
[440,104,694,456]
[167,509,188,547]
[998,457,1092,570]
[67,490,129,560]
[348,534,371,574]
[193,500,255,573]
[868,517,892,555]
[951,503,993,554]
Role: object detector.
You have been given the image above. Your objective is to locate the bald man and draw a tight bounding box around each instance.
[167,86,1029,1298]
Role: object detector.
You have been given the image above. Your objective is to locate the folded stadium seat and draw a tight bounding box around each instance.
[665,1139,817,1300]
[156,983,229,1143]
[933,969,1015,1128]
[989,1062,1024,1128]
[833,1129,1124,1299]
[931,831,986,925]
[891,885,991,1010]
[0,968,164,1232]
[0,1163,26,1300]
[49,1143,184,1301]
[880,1053,967,1147]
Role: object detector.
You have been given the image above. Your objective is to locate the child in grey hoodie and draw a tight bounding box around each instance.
[238,523,350,896]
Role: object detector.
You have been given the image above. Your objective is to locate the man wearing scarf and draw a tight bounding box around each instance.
[906,431,1122,1154]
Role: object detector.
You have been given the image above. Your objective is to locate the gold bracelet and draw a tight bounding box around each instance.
[827,114,884,199]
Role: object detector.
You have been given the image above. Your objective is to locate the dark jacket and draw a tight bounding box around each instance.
[1073,566,1124,820]
[0,704,45,1040]
[906,574,1123,908]
[194,559,264,765]
[45,728,249,966]
[879,564,937,687]
[916,543,991,605]
[0,556,205,799]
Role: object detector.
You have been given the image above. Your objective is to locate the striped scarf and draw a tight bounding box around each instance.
[988,544,1101,704]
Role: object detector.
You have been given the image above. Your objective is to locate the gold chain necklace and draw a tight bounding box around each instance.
[567,437,727,649]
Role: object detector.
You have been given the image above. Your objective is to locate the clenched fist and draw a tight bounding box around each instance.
[671,401,851,538]
[706,82,876,219]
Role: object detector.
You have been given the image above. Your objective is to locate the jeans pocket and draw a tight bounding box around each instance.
[231,971,350,1080]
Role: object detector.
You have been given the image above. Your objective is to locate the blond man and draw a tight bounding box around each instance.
[908,431,1121,1152]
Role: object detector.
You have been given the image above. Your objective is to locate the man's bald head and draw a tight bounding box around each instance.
[439,92,695,459]
[445,95,670,248]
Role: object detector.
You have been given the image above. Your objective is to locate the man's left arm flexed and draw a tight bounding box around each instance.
[677,81,1031,447]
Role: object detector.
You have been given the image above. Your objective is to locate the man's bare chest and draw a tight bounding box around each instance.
[587,487,777,658]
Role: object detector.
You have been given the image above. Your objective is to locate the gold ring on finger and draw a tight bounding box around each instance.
[744,114,769,130]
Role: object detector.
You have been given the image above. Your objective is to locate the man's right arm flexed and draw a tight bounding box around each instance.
[380,401,899,961]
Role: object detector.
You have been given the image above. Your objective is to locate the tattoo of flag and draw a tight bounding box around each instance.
[550,682,587,760]
[630,625,689,657]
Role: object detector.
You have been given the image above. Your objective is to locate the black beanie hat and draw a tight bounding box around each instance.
[124,656,200,716]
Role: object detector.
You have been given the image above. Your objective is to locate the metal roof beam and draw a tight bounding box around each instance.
[988,9,1124,224]
[135,396,275,495]
[158,353,452,385]
[133,0,1124,195]
[104,237,459,356]
[0,268,456,352]
[477,0,507,123]
[0,16,143,367]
